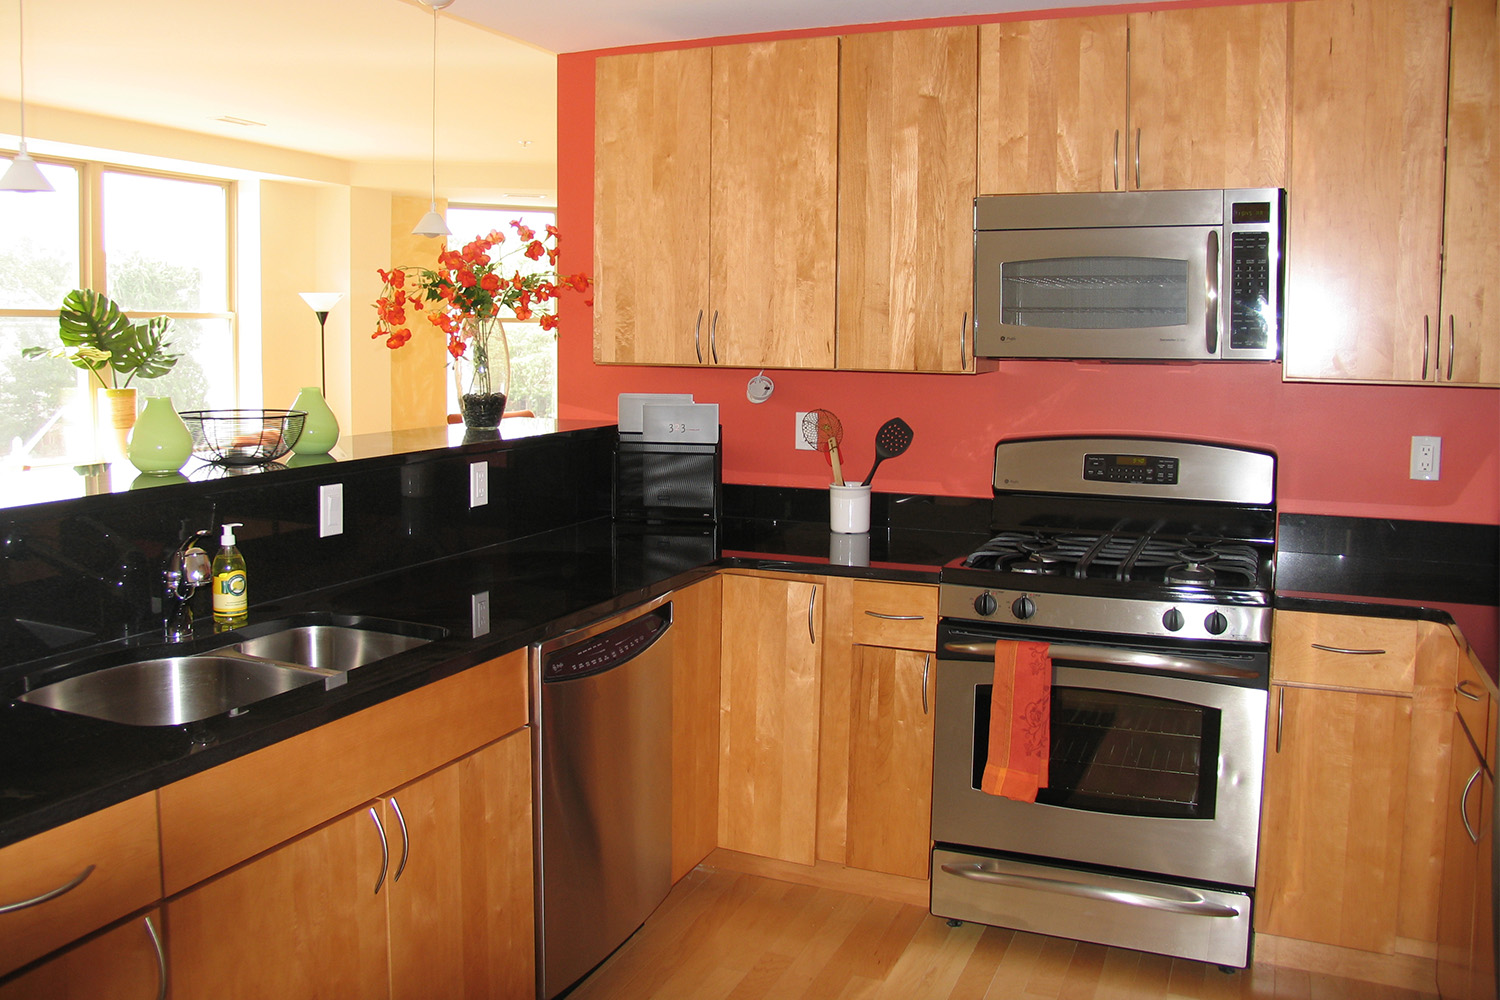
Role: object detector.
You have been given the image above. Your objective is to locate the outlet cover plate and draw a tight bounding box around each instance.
[469,461,489,507]
[1410,436,1441,481]
[795,412,815,451]
[471,590,491,637]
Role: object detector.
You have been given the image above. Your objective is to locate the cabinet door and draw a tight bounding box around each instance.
[594,48,712,366]
[385,732,534,1000]
[0,912,164,1000]
[709,39,839,369]
[1439,713,1486,1000]
[166,806,390,1000]
[838,27,977,372]
[718,574,824,864]
[978,17,1127,194]
[844,646,934,879]
[1126,4,1288,191]
[1283,0,1450,382]
[1438,0,1500,386]
[671,575,722,882]
[1256,683,1412,953]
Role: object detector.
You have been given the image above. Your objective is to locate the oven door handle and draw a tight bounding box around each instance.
[939,863,1243,918]
[941,641,1261,681]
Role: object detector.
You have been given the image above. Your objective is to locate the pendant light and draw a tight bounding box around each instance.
[1,0,53,193]
[412,0,456,238]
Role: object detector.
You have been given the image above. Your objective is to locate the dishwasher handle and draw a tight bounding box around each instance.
[540,602,674,683]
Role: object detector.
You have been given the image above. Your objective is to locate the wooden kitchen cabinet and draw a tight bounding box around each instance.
[717,571,826,865]
[1438,652,1497,1000]
[837,27,978,373]
[978,4,1287,194]
[0,793,161,978]
[1284,0,1497,386]
[593,39,837,370]
[0,911,165,1000]
[670,575,722,882]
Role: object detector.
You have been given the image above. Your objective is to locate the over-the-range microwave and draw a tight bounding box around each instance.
[973,187,1286,362]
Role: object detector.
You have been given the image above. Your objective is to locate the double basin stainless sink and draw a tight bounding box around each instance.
[16,621,441,727]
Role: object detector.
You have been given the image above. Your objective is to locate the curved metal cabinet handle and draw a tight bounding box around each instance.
[390,797,411,884]
[939,862,1241,918]
[1311,643,1385,656]
[1447,315,1456,381]
[1134,127,1142,189]
[0,864,95,914]
[1423,316,1432,380]
[1462,765,1483,845]
[807,587,817,644]
[1112,129,1120,190]
[864,610,924,621]
[693,309,704,364]
[368,806,389,895]
[709,310,720,365]
[960,311,969,369]
[144,914,168,1000]
[1275,686,1285,754]
[1457,679,1484,702]
[1205,230,1220,355]
[922,653,931,715]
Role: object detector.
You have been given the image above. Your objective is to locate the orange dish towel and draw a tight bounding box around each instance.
[980,641,1052,801]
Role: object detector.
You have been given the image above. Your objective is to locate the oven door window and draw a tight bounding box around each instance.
[1000,256,1189,330]
[971,685,1221,820]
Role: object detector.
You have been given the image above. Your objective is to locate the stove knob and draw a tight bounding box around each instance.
[973,592,998,616]
[1162,608,1185,632]
[1010,596,1036,620]
[1205,611,1229,635]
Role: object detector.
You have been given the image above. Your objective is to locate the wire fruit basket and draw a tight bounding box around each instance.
[178,409,307,466]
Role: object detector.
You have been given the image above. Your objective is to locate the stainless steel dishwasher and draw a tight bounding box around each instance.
[532,593,674,999]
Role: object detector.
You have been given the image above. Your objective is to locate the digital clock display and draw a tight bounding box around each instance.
[1114,456,1148,467]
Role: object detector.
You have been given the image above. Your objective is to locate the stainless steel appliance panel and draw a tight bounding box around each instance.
[931,847,1252,968]
[533,596,675,999]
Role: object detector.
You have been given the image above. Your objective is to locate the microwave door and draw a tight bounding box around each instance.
[974,226,1218,360]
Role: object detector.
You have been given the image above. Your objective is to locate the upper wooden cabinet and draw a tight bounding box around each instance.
[978,4,1288,194]
[837,27,978,373]
[1284,0,1498,386]
[594,39,838,369]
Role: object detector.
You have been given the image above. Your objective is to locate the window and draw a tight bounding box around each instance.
[0,154,236,465]
[445,206,559,420]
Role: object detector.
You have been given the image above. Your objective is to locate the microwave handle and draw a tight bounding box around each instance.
[1205,230,1220,356]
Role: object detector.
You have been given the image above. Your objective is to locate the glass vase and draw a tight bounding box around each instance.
[290,386,339,455]
[127,396,193,475]
[454,317,511,430]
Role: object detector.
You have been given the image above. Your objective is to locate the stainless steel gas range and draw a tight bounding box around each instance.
[930,436,1276,969]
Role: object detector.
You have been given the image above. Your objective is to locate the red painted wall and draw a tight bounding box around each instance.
[554,15,1500,527]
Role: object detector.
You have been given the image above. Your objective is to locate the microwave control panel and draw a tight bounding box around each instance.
[1229,230,1272,350]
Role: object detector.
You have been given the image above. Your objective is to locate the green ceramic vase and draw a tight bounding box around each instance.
[126,396,193,475]
[291,387,339,455]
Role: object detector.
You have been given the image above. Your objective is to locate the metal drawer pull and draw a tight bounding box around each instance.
[144,914,167,1000]
[922,653,931,715]
[1457,679,1484,702]
[939,863,1241,918]
[709,310,720,365]
[368,806,389,895]
[390,797,410,884]
[1447,316,1455,381]
[942,642,1259,680]
[1462,765,1483,845]
[960,310,969,367]
[693,309,704,364]
[864,611,924,621]
[0,864,95,914]
[1311,643,1385,655]
[807,587,817,644]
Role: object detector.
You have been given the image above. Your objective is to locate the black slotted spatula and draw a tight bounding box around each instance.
[861,417,913,486]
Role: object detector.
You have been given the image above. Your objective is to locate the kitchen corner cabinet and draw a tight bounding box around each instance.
[837,27,978,373]
[1257,612,1456,957]
[1284,0,1498,385]
[978,4,1287,194]
[0,912,165,1000]
[717,571,826,865]
[670,576,723,883]
[593,39,838,370]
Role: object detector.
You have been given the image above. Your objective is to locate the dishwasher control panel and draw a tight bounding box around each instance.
[543,606,671,682]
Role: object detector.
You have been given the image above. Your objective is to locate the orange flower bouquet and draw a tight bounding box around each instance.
[373,220,591,428]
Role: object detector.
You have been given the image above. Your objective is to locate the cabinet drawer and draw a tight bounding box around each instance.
[158,650,527,895]
[1272,611,1418,692]
[0,794,161,977]
[1456,650,1494,762]
[850,581,938,651]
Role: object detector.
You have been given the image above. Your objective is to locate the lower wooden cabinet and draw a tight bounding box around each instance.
[1438,710,1495,1000]
[670,576,723,882]
[0,912,165,1000]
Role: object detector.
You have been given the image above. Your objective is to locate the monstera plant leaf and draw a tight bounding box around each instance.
[47,289,179,388]
[112,315,180,382]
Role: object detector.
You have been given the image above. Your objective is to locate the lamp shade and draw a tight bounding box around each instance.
[298,292,344,313]
[412,207,450,238]
[0,143,53,193]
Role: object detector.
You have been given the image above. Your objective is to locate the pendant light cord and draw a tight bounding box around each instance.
[16,0,28,143]
[428,1,438,208]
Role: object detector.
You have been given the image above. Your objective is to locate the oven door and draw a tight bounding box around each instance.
[931,640,1266,888]
[974,224,1223,361]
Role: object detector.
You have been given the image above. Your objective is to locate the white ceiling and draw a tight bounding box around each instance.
[0,0,1142,193]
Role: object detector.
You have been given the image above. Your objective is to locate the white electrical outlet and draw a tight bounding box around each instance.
[469,461,489,507]
[1410,436,1441,481]
[471,590,491,637]
[795,412,815,451]
[318,483,343,537]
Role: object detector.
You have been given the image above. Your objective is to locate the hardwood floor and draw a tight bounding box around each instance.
[567,866,1440,1000]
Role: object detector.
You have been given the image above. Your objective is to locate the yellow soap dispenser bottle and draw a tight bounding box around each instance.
[212,521,248,629]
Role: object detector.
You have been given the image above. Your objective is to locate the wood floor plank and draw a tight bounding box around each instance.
[947,926,1017,998]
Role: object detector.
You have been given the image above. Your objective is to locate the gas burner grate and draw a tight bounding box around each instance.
[962,528,1267,591]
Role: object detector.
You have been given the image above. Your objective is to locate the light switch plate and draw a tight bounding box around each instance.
[469,461,489,507]
[319,483,343,537]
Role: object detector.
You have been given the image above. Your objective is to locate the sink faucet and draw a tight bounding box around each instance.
[164,529,212,641]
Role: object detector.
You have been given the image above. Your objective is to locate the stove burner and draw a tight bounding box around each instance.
[961,529,1267,593]
[1165,562,1218,586]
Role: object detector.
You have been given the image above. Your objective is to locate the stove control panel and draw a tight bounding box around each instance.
[1083,452,1180,485]
[942,584,1270,644]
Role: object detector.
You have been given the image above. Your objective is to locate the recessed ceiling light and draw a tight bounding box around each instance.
[214,116,268,128]
[517,139,534,147]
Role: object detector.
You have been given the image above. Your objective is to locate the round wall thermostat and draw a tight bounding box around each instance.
[746,372,774,404]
